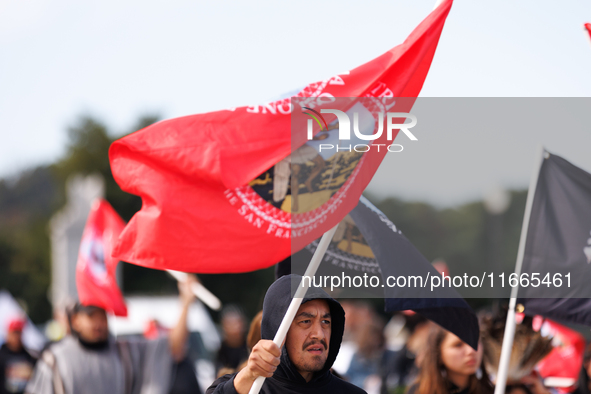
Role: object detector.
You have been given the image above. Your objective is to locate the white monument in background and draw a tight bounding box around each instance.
[49,174,104,310]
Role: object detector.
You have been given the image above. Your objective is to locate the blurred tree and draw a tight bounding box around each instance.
[367,191,527,311]
[52,115,160,221]
[0,167,57,322]
[5,221,52,321]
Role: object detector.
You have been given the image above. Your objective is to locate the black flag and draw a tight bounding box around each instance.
[519,152,591,326]
[279,196,480,350]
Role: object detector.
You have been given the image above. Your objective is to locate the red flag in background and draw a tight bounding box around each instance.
[109,0,453,274]
[585,23,591,42]
[76,199,127,316]
[537,320,585,393]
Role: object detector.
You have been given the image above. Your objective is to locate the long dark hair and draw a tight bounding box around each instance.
[412,325,493,394]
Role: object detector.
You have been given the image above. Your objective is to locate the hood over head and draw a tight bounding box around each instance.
[261,274,345,384]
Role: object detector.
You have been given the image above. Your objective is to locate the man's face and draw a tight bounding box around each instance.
[71,308,109,343]
[285,299,331,382]
[5,330,23,351]
[222,314,245,339]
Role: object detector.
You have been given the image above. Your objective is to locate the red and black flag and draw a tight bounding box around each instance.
[76,199,127,316]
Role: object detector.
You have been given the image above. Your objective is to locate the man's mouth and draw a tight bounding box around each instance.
[304,342,326,355]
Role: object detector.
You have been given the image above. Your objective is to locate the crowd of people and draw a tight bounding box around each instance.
[1,274,590,394]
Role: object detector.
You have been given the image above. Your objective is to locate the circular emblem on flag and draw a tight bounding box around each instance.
[232,97,386,241]
[79,230,109,285]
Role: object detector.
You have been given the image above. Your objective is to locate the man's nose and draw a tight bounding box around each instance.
[309,320,326,340]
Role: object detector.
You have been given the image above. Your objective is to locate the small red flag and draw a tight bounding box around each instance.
[585,23,591,42]
[109,0,453,274]
[537,319,585,393]
[76,199,127,316]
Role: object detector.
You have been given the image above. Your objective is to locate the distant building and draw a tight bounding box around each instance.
[49,174,104,310]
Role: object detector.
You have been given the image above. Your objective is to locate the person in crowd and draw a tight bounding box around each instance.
[506,371,554,394]
[215,306,249,376]
[332,301,375,376]
[206,274,367,394]
[217,311,264,379]
[44,299,74,343]
[392,314,432,389]
[0,318,37,394]
[407,324,493,394]
[341,301,374,344]
[245,311,263,352]
[345,318,391,392]
[25,276,197,394]
[143,319,201,394]
[572,342,591,394]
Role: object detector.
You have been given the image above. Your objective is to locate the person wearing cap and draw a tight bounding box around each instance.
[215,306,249,376]
[0,318,36,394]
[25,276,197,394]
[206,274,367,394]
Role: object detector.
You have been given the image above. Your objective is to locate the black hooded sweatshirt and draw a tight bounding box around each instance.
[206,275,366,394]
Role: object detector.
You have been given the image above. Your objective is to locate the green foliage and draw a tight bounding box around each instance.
[56,117,112,178]
[0,167,59,322]
[52,115,160,222]
[0,219,52,322]
[368,192,527,311]
[370,192,526,279]
[0,166,61,225]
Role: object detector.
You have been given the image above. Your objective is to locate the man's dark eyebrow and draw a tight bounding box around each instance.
[296,312,315,318]
[295,312,332,319]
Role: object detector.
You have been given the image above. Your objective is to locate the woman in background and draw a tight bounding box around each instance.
[408,325,493,394]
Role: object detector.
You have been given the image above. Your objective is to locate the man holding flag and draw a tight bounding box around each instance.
[207,275,366,394]
[26,198,200,394]
[26,277,196,394]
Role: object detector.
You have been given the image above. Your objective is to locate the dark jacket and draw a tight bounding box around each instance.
[206,275,366,394]
[0,343,36,394]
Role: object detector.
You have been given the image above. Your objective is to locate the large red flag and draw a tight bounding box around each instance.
[110,0,453,273]
[76,199,127,316]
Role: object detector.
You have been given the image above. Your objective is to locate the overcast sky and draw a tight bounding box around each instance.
[2,0,590,207]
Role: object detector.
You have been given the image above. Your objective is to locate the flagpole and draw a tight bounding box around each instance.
[248,224,339,394]
[166,270,222,311]
[493,145,547,394]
